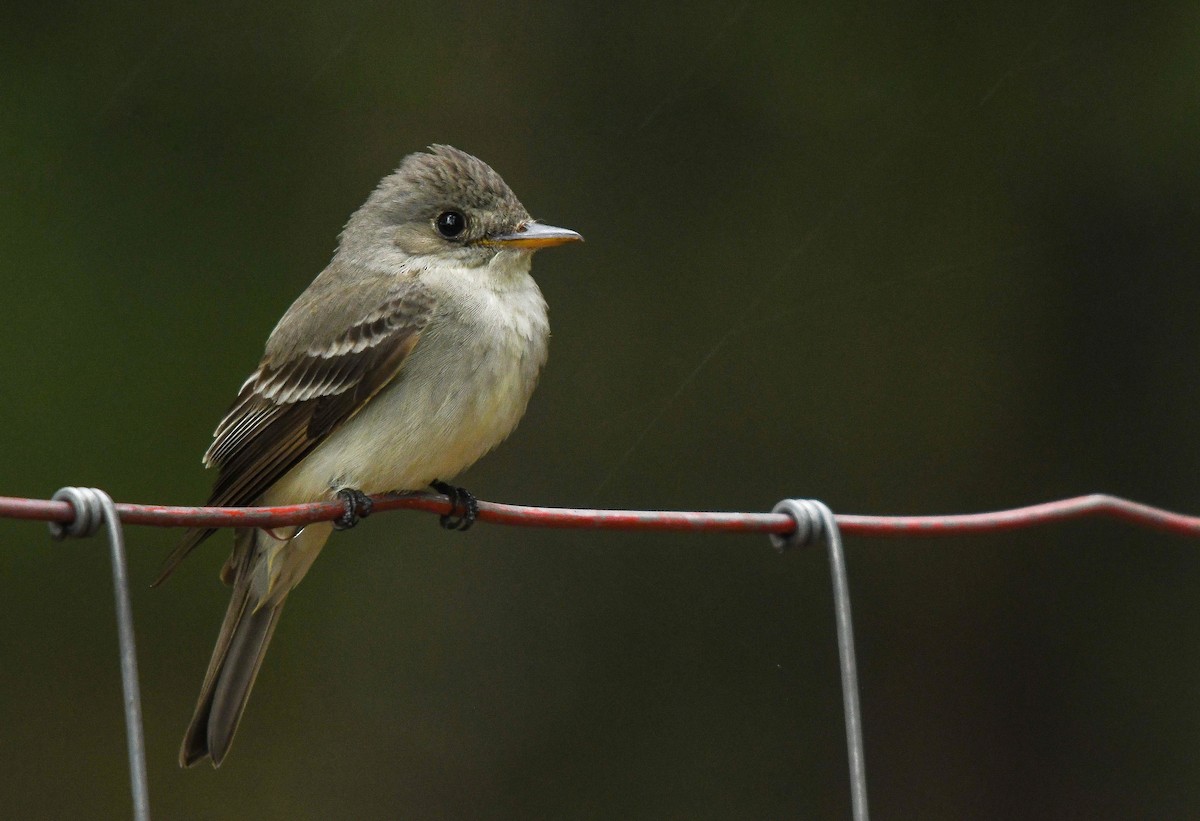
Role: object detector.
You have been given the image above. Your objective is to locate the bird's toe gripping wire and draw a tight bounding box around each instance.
[333,488,374,531]
[430,480,479,531]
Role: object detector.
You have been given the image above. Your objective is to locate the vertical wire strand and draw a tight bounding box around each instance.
[815,500,868,821]
[102,491,151,821]
[51,487,150,821]
[772,499,868,821]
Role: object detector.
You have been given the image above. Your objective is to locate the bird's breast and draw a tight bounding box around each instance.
[272,269,549,501]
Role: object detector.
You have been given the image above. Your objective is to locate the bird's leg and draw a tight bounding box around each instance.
[333,488,374,531]
[430,480,478,531]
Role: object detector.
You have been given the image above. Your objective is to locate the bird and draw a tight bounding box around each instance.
[159,144,582,768]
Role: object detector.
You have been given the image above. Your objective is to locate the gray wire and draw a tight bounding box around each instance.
[772,498,869,821]
[50,487,150,821]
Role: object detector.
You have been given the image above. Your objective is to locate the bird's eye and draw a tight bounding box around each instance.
[435,211,467,238]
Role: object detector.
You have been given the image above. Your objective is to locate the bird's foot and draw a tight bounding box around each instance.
[334,488,374,531]
[430,480,478,531]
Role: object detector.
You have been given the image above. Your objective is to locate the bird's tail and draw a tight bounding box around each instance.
[180,522,331,768]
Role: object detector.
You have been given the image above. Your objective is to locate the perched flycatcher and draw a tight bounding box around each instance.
[159,145,581,768]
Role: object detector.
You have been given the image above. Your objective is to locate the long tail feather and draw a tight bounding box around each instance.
[180,586,285,767]
[179,522,332,767]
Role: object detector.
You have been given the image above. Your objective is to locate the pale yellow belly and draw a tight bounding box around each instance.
[263,312,546,505]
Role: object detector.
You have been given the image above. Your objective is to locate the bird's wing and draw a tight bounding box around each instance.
[155,279,435,584]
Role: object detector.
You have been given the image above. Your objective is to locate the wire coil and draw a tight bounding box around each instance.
[48,486,112,539]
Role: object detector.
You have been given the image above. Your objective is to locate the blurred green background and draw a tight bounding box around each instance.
[3,2,1200,818]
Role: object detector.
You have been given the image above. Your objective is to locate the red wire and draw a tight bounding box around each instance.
[2,492,1199,539]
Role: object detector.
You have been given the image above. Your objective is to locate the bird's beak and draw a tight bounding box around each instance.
[485,221,583,249]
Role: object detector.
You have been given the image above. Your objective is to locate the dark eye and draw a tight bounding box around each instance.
[435,211,467,238]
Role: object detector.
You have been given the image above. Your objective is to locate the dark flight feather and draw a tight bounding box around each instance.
[154,286,434,586]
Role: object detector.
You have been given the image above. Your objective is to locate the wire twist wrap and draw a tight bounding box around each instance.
[769,497,826,551]
[48,486,110,539]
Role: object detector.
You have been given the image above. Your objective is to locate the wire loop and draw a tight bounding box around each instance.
[48,486,109,539]
[769,497,825,551]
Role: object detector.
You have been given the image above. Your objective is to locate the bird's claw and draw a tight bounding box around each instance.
[430,480,478,531]
[334,488,374,531]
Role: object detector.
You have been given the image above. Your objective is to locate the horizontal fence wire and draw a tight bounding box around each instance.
[9,488,1200,821]
[2,491,1200,539]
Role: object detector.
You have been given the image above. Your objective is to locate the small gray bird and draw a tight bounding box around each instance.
[158,145,581,768]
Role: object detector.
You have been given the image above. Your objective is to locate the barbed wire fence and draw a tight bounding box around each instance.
[7,488,1200,820]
